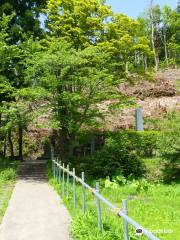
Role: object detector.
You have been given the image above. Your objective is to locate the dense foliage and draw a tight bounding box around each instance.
[0,0,179,168]
[0,0,46,42]
[48,163,180,240]
[25,39,118,160]
[0,1,179,238]
[0,157,17,222]
[71,130,160,179]
[157,112,180,182]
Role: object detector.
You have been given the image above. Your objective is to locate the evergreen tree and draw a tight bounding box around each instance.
[0,0,46,42]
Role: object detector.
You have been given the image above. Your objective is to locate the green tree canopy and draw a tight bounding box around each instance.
[25,39,118,160]
[0,0,46,42]
[45,0,112,48]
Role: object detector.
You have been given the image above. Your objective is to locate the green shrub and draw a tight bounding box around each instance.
[105,130,160,157]
[72,130,160,179]
[157,112,180,182]
[0,168,16,181]
[103,175,152,194]
[72,134,146,179]
[143,157,163,182]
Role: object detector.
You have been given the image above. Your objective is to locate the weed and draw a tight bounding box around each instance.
[48,162,180,240]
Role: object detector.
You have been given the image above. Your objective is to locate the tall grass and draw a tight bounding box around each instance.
[48,162,180,240]
[0,158,17,222]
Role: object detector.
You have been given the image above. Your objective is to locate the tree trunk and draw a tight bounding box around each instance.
[0,112,2,128]
[0,113,2,156]
[134,52,137,67]
[59,128,69,164]
[8,130,14,159]
[18,126,23,161]
[164,32,168,66]
[125,61,129,74]
[3,134,7,158]
[150,0,159,71]
[144,55,147,72]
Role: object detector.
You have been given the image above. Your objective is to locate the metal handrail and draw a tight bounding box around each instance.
[52,159,160,240]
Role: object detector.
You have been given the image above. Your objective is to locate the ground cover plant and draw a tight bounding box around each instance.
[0,0,179,239]
[48,162,180,240]
[0,158,17,223]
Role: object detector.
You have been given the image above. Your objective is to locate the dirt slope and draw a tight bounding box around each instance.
[101,68,180,130]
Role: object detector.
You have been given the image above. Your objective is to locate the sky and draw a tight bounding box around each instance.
[106,0,178,18]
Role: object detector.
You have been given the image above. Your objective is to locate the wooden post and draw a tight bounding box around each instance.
[96,182,102,231]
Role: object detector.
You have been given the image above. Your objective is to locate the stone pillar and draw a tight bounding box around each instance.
[91,135,95,154]
[135,108,144,131]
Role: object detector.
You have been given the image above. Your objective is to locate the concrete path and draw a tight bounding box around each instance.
[0,180,71,240]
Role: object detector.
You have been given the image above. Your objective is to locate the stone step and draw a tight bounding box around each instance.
[18,174,47,178]
[18,160,47,181]
[18,177,48,181]
[18,167,46,170]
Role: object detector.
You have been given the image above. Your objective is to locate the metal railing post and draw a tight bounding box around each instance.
[55,158,58,181]
[53,160,55,178]
[51,145,54,164]
[62,163,65,197]
[82,172,85,214]
[52,158,53,172]
[50,160,159,240]
[54,160,56,179]
[52,160,54,176]
[73,168,76,208]
[56,158,59,180]
[96,182,102,231]
[122,199,129,240]
[67,164,69,197]
[59,161,61,183]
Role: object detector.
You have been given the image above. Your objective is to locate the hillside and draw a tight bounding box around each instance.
[100,69,180,130]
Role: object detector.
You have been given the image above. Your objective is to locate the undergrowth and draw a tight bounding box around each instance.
[47,161,180,240]
[0,158,17,222]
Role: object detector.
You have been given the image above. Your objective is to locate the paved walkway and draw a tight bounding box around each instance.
[0,180,71,240]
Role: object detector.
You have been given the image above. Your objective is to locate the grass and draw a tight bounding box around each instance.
[143,157,163,181]
[0,158,17,223]
[48,162,180,240]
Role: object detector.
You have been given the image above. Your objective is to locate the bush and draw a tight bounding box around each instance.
[105,130,160,157]
[72,132,148,179]
[0,158,17,182]
[157,112,180,182]
[0,168,16,181]
[70,130,161,180]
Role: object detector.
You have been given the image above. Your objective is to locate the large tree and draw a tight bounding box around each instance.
[45,0,111,49]
[0,0,46,43]
[0,15,44,160]
[25,39,118,161]
[138,3,180,68]
[98,14,151,74]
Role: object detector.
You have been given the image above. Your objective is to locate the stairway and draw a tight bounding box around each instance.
[18,161,48,181]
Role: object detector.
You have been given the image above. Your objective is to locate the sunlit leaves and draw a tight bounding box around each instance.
[46,0,112,48]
